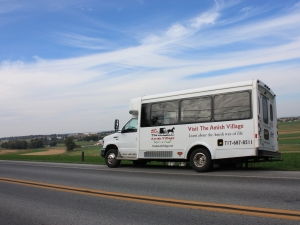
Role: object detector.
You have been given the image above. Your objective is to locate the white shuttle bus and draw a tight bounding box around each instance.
[101,80,281,172]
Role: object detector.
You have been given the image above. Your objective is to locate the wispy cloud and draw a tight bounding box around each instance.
[1,0,299,136]
[55,32,114,50]
[141,11,219,46]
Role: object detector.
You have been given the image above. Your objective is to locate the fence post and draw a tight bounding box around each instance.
[82,151,84,162]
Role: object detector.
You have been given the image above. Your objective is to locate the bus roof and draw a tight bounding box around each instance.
[129,79,275,115]
[141,80,257,101]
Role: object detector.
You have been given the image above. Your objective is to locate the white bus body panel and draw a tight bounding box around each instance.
[108,79,279,162]
[139,119,256,160]
[138,80,258,160]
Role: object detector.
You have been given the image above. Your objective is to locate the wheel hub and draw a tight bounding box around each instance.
[107,153,116,165]
[193,153,206,167]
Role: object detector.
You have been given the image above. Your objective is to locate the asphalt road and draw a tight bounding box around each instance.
[0,160,300,224]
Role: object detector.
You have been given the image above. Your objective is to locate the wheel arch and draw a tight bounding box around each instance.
[186,144,213,161]
[104,144,119,156]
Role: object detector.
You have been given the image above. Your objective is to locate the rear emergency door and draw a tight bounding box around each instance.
[258,94,276,151]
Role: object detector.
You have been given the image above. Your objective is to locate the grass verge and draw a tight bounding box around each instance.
[1,149,299,171]
[248,153,300,171]
[0,153,105,164]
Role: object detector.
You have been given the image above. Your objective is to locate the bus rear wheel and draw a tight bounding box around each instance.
[105,149,121,168]
[190,148,212,172]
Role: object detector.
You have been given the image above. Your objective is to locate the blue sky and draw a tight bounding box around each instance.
[1,0,300,137]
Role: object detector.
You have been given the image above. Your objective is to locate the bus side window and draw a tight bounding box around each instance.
[181,97,212,123]
[214,91,251,121]
[141,103,151,127]
[151,101,179,126]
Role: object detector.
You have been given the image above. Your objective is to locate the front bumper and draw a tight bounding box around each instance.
[100,148,105,158]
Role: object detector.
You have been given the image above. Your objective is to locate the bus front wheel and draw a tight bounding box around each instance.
[190,149,212,172]
[105,149,121,168]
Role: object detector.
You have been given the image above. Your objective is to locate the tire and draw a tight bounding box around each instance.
[190,148,212,172]
[105,149,121,168]
[132,160,147,167]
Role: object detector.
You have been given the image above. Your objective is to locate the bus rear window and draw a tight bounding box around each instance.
[270,104,273,121]
[262,97,268,124]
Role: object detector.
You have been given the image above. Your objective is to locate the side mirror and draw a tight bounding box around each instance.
[114,119,119,131]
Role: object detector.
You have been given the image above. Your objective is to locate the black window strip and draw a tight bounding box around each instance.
[141,90,252,127]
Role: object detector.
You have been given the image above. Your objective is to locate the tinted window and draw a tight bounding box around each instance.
[141,103,151,127]
[181,97,212,123]
[262,97,268,124]
[214,91,251,121]
[151,101,178,126]
[264,129,269,140]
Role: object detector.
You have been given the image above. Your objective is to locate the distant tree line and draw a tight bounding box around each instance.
[0,130,116,142]
[1,140,28,149]
[82,134,100,142]
[0,134,62,142]
[0,138,57,149]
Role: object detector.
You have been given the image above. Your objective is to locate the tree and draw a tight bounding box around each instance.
[64,137,76,151]
[49,141,57,147]
[28,139,44,148]
[1,142,8,148]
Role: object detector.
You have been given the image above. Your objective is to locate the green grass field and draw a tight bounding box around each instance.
[247,153,300,170]
[247,120,300,170]
[278,120,300,150]
[1,121,299,170]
